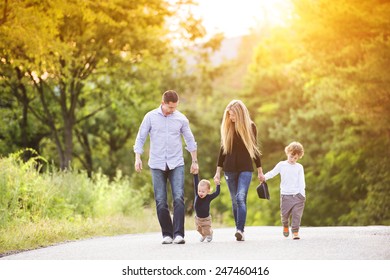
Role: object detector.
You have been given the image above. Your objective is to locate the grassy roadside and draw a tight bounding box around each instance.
[0,211,205,256]
[0,151,156,256]
[0,212,156,256]
[0,151,222,257]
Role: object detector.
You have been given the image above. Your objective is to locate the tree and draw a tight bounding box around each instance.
[291,0,390,225]
[0,0,207,171]
[239,0,390,225]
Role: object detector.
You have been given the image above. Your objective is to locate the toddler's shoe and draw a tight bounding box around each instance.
[206,235,213,242]
[293,232,300,240]
[283,226,289,237]
[199,236,206,242]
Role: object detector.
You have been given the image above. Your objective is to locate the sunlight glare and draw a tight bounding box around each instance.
[193,0,293,38]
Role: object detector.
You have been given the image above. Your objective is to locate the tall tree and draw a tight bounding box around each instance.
[0,0,205,170]
[291,0,390,225]
[240,0,390,225]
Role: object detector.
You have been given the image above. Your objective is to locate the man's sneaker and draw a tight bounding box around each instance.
[235,230,245,241]
[199,236,206,242]
[283,227,289,237]
[206,235,213,242]
[293,232,300,240]
[173,235,185,244]
[162,236,173,244]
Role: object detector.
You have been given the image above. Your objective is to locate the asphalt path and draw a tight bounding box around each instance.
[2,226,389,260]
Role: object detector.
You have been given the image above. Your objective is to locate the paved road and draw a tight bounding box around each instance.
[1,226,389,260]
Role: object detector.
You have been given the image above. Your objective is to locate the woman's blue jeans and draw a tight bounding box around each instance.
[224,171,252,232]
[151,165,185,238]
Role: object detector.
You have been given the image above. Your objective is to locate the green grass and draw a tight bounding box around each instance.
[0,211,210,256]
[0,150,226,256]
[0,150,157,256]
[0,211,163,256]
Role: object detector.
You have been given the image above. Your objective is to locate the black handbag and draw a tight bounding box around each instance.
[256,182,270,200]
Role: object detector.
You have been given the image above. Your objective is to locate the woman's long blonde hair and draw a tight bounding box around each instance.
[220,100,261,158]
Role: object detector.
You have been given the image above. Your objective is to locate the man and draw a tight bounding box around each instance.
[134,90,198,244]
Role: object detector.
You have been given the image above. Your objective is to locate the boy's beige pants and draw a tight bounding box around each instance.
[195,215,213,237]
[280,194,306,233]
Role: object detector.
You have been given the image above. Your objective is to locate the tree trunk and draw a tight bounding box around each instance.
[16,74,29,151]
[62,117,73,170]
[75,127,93,177]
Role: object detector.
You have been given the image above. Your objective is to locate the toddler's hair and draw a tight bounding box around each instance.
[198,179,211,190]
[285,141,304,158]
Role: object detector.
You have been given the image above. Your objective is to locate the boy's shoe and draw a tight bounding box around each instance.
[283,227,289,237]
[199,236,206,242]
[162,236,173,244]
[206,235,213,242]
[235,230,245,241]
[173,235,185,244]
[293,232,300,240]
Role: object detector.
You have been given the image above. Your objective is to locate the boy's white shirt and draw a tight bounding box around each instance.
[264,160,306,197]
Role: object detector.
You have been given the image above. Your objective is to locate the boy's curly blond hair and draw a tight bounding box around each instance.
[285,141,304,158]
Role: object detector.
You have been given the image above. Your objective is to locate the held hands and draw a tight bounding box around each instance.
[258,173,265,182]
[257,167,265,182]
[190,162,199,174]
[214,167,222,185]
[213,173,221,185]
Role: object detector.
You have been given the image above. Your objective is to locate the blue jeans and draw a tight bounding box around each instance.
[151,165,185,238]
[224,171,252,232]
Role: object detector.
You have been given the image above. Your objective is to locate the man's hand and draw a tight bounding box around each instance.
[135,158,142,173]
[190,162,199,174]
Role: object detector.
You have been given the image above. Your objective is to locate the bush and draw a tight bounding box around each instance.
[0,150,146,228]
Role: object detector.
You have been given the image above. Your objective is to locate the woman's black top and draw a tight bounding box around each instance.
[217,122,261,172]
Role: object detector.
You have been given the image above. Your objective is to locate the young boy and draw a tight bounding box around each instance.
[264,142,306,240]
[193,173,220,242]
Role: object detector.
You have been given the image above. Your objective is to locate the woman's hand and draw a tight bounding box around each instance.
[213,173,220,185]
[213,167,222,185]
[257,167,265,182]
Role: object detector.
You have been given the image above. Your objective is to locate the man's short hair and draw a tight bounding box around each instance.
[163,90,179,103]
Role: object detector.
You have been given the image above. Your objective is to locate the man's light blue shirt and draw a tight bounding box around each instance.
[134,106,197,171]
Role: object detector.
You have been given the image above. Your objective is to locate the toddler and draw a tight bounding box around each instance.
[193,174,220,242]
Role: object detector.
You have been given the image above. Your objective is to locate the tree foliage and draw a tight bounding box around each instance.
[1,0,389,227]
[0,0,223,217]
[241,0,390,225]
[0,0,205,174]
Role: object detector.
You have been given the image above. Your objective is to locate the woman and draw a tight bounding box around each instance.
[214,100,264,241]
